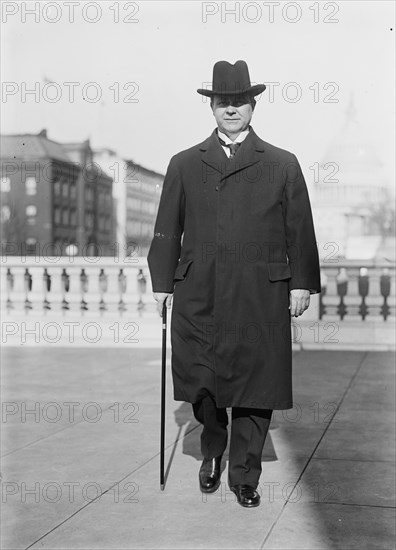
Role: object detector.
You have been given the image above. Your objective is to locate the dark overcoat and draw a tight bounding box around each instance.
[147,128,321,410]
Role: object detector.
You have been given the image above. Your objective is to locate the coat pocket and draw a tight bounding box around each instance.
[267,262,292,282]
[173,258,194,281]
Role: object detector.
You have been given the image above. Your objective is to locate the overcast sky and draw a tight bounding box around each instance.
[1,0,395,183]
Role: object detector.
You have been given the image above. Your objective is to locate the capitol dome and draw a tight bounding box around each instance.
[315,96,388,205]
[312,96,391,260]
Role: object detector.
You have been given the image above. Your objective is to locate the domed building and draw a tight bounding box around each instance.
[312,97,393,260]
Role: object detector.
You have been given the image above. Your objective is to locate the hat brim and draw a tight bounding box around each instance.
[197,84,266,97]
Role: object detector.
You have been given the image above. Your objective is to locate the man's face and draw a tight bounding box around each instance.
[211,94,254,137]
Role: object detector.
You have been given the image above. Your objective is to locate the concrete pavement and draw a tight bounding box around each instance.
[2,304,395,350]
[1,347,395,549]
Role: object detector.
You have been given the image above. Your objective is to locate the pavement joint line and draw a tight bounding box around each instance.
[259,351,369,550]
[5,350,392,548]
[311,501,396,510]
[1,384,159,459]
[23,422,200,550]
[309,457,395,463]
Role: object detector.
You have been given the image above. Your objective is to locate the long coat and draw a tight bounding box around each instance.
[148,128,321,410]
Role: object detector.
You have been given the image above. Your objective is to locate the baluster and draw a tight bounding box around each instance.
[24,268,33,312]
[380,268,391,321]
[80,269,89,313]
[336,267,348,320]
[319,269,327,319]
[118,268,127,314]
[137,268,147,312]
[6,268,14,312]
[61,268,70,312]
[99,269,108,313]
[358,267,369,321]
[43,268,51,312]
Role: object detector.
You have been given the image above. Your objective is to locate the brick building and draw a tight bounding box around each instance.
[0,130,113,256]
[93,149,163,258]
[63,139,113,256]
[124,160,163,257]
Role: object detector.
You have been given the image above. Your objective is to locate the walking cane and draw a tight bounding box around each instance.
[160,299,168,490]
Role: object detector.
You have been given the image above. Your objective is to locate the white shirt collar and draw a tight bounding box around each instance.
[217,127,250,145]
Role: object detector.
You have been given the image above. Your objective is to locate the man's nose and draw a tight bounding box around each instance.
[226,105,237,114]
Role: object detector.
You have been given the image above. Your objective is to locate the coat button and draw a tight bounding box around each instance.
[215,186,219,191]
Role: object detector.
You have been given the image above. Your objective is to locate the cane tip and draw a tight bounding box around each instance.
[160,484,165,491]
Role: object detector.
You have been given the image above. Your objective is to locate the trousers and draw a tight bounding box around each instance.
[192,394,272,488]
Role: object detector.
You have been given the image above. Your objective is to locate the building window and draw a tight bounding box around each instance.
[85,212,94,228]
[127,220,141,236]
[104,217,111,231]
[62,208,69,225]
[62,180,69,198]
[85,187,94,202]
[70,182,77,199]
[127,197,142,210]
[127,180,141,191]
[26,205,37,225]
[143,222,153,236]
[70,209,77,226]
[54,180,61,196]
[1,177,10,192]
[1,205,11,221]
[25,177,37,196]
[54,207,61,224]
[141,200,154,214]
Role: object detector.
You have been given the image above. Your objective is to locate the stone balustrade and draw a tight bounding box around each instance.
[319,261,395,321]
[1,256,152,316]
[1,257,395,321]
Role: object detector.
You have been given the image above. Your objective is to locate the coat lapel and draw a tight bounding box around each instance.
[200,128,265,183]
[199,130,228,180]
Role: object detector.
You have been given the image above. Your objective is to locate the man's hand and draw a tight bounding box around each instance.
[289,289,310,317]
[153,292,173,317]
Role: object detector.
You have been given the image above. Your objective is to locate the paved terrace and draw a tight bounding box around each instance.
[1,330,395,548]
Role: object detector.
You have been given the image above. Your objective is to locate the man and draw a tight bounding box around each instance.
[148,60,321,508]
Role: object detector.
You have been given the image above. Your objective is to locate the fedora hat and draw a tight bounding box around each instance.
[197,60,266,97]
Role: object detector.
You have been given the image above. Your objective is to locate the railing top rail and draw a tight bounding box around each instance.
[0,256,149,268]
[320,261,395,270]
[0,256,395,269]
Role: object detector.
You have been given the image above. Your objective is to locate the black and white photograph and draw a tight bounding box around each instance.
[1,1,395,548]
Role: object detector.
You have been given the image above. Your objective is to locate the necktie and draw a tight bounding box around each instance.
[218,137,241,159]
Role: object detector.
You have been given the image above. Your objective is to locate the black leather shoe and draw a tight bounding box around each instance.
[199,456,222,493]
[230,484,260,507]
